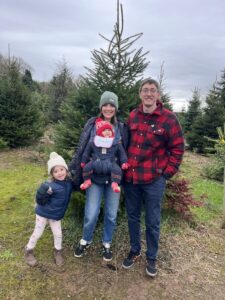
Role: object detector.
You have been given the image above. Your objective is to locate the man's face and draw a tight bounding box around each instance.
[139,83,160,111]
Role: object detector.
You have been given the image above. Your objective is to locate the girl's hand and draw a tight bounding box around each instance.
[47,187,53,194]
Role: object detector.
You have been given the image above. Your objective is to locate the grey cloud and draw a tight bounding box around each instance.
[0,0,225,111]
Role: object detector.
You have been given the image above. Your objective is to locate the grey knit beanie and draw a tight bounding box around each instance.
[99,91,119,110]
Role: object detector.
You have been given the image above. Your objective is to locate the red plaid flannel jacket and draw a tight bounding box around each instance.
[124,102,184,184]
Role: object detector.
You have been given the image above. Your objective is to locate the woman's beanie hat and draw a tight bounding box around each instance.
[95,118,114,137]
[99,91,118,110]
[47,152,68,174]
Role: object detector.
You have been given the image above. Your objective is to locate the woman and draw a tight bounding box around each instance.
[69,91,128,261]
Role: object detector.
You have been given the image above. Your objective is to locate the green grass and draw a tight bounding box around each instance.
[180,152,223,224]
[0,158,46,238]
[0,150,56,299]
[191,178,223,223]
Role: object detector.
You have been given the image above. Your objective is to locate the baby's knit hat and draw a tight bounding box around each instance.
[47,152,68,174]
[95,118,114,137]
[99,91,118,110]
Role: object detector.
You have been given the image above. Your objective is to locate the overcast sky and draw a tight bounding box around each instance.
[1,0,225,111]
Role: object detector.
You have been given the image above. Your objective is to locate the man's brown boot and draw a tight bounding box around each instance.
[24,248,38,267]
[54,248,64,266]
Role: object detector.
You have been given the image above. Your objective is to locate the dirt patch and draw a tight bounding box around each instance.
[30,220,225,300]
[0,148,44,169]
[182,151,211,176]
[184,150,211,164]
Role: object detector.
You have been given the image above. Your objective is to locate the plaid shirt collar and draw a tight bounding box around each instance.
[137,101,163,116]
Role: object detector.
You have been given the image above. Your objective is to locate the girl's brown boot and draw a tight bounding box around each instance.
[54,248,64,266]
[24,248,38,267]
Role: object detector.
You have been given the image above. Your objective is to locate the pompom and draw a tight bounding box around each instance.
[49,152,58,159]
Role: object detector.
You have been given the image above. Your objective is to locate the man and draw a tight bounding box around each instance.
[122,78,184,277]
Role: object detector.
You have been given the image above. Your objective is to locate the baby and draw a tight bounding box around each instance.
[80,118,129,192]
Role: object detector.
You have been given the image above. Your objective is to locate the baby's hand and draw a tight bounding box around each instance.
[121,163,129,170]
[80,162,86,168]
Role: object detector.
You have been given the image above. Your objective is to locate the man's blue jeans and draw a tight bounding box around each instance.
[82,183,120,244]
[124,176,166,260]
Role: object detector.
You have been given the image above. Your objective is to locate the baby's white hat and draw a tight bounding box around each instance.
[47,152,68,174]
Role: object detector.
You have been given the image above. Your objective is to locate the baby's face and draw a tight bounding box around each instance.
[102,129,113,137]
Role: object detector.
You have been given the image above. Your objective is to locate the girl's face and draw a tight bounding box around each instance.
[101,104,116,122]
[52,166,67,181]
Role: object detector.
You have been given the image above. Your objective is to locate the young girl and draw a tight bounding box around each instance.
[24,152,73,267]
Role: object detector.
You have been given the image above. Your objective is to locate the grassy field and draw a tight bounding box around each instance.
[1,149,225,300]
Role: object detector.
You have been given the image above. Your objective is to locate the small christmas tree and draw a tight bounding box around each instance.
[84,0,150,118]
[54,0,150,152]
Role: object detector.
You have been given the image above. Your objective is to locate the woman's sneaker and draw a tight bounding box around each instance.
[102,245,113,261]
[122,250,141,269]
[74,240,91,257]
[146,259,157,277]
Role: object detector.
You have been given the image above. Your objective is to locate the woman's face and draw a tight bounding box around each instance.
[101,104,116,122]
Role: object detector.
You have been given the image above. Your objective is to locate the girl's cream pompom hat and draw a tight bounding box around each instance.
[47,152,68,174]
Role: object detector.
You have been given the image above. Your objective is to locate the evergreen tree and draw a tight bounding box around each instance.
[0,59,43,147]
[0,53,31,77]
[200,79,225,150]
[32,91,50,126]
[184,88,202,134]
[203,85,224,137]
[176,106,186,130]
[48,60,75,123]
[160,93,173,111]
[186,71,225,153]
[84,0,150,119]
[54,0,150,152]
[0,54,8,76]
[186,114,206,152]
[158,63,173,110]
[22,69,38,91]
[54,80,100,155]
[184,88,203,151]
[216,68,225,107]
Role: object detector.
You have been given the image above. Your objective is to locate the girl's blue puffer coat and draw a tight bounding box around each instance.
[35,179,73,221]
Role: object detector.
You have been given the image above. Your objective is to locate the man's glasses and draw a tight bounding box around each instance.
[141,88,158,94]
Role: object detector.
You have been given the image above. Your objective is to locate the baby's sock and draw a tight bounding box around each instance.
[111,182,121,193]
